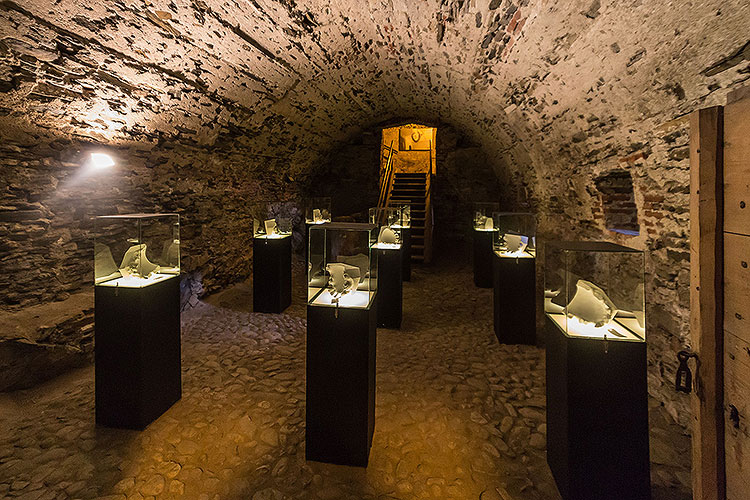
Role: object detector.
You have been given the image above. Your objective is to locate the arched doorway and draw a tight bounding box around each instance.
[379,123,437,263]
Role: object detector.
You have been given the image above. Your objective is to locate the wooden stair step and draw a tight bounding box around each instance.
[383,168,431,263]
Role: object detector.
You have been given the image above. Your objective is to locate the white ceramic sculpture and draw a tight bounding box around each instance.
[401,206,411,226]
[566,279,618,327]
[312,209,323,223]
[264,218,277,236]
[94,243,121,283]
[119,243,158,278]
[326,262,361,302]
[474,214,484,228]
[338,253,369,278]
[378,226,398,244]
[484,217,494,230]
[504,234,527,253]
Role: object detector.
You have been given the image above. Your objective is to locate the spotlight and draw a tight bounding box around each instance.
[90,153,115,170]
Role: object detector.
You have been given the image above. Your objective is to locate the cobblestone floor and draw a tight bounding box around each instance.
[0,252,691,500]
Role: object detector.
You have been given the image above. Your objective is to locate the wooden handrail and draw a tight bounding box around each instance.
[423,140,434,263]
[378,140,396,211]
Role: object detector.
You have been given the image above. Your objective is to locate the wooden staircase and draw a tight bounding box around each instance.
[378,124,435,264]
[388,173,431,263]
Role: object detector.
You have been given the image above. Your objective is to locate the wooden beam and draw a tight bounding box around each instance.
[689,106,726,500]
[722,95,750,500]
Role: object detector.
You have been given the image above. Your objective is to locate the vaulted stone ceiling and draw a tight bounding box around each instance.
[3,0,747,198]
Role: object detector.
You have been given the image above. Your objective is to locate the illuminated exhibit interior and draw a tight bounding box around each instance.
[544,242,646,344]
[493,212,536,259]
[1,0,749,498]
[94,214,181,288]
[252,202,294,239]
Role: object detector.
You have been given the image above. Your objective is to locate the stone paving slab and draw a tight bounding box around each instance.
[0,258,690,499]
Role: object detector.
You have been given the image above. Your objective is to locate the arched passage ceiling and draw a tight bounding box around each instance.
[1,0,748,205]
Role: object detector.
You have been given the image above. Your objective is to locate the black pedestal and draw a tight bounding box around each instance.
[95,276,181,429]
[473,229,495,288]
[401,228,412,282]
[545,315,651,500]
[253,236,292,313]
[493,254,536,344]
[375,247,403,329]
[306,302,376,466]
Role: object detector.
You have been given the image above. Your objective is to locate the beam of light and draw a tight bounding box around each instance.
[53,151,117,193]
[90,153,115,169]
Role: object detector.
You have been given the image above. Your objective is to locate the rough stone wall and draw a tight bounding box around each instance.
[305,130,381,220]
[433,124,507,240]
[0,0,748,426]
[0,128,300,389]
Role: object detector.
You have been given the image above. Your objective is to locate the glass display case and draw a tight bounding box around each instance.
[305,197,332,224]
[308,223,377,309]
[369,207,402,249]
[491,212,536,345]
[492,212,536,259]
[390,202,411,229]
[252,202,293,313]
[544,241,645,341]
[94,212,182,429]
[544,240,650,500]
[388,201,412,282]
[95,214,180,288]
[473,202,500,231]
[252,201,293,239]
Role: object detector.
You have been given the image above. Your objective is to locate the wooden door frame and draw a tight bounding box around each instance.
[689,105,726,500]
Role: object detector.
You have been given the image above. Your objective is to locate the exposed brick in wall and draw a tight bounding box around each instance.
[0,0,748,427]
[593,170,639,233]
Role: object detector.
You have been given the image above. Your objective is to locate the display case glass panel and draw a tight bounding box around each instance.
[95,214,180,288]
[306,197,332,224]
[473,202,500,231]
[369,207,402,250]
[389,202,411,229]
[544,242,645,341]
[252,201,294,239]
[492,212,536,259]
[308,223,377,309]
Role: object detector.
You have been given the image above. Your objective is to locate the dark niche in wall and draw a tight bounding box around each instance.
[594,170,639,236]
[302,130,381,220]
[433,125,503,240]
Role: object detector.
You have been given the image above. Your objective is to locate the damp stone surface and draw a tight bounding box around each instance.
[0,256,690,499]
